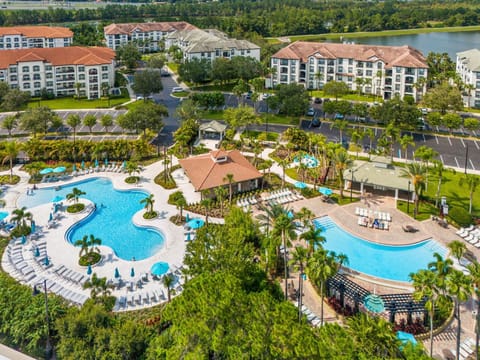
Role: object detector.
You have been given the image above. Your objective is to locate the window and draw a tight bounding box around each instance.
[34,82,41,88]
[357,61,364,68]
[338,66,343,73]
[377,62,383,69]
[23,83,30,89]
[338,58,343,64]
[9,67,16,73]
[309,58,314,64]
[101,66,108,72]
[46,81,53,87]
[22,66,29,72]
[46,73,52,79]
[216,49,220,57]
[395,67,402,73]
[337,75,343,81]
[280,75,287,82]
[22,75,30,81]
[348,59,353,65]
[395,75,401,82]
[318,59,325,65]
[78,66,85,72]
[33,65,40,72]
[45,65,52,71]
[395,84,400,91]
[366,62,373,68]
[33,74,40,80]
[366,70,372,77]
[348,76,353,82]
[348,67,353,73]
[79,74,85,80]
[102,73,109,80]
[272,58,278,65]
[231,49,234,55]
[10,75,17,81]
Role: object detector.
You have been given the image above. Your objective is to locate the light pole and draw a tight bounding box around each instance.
[33,280,52,359]
[350,169,354,202]
[407,180,411,215]
[465,144,469,174]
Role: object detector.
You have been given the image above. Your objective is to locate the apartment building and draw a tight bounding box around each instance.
[165,28,260,62]
[270,41,428,101]
[104,22,197,52]
[456,49,480,108]
[0,47,116,99]
[0,26,73,50]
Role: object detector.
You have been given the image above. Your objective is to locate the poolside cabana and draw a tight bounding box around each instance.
[343,157,412,201]
[198,120,228,141]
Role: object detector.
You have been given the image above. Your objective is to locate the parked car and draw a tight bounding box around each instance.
[262,93,271,100]
[314,97,322,104]
[334,113,344,120]
[421,108,429,115]
[160,70,170,77]
[306,108,315,116]
[172,87,184,93]
[311,118,321,127]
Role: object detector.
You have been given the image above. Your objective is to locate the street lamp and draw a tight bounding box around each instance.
[350,169,354,202]
[33,279,52,359]
[407,180,411,215]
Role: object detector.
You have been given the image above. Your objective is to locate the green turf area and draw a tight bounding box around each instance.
[171,91,189,98]
[396,200,437,221]
[191,83,236,92]
[27,93,130,110]
[241,130,279,142]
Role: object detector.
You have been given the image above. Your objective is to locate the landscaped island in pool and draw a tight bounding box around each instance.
[18,178,165,261]
[314,217,448,282]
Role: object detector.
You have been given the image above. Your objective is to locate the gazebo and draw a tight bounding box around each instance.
[198,120,228,141]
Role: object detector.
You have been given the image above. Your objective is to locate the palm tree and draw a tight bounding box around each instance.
[83,273,114,301]
[66,114,81,146]
[432,160,449,208]
[333,148,352,198]
[289,245,308,321]
[66,187,86,204]
[162,273,175,302]
[428,252,453,294]
[2,141,20,182]
[277,158,290,188]
[300,225,325,255]
[467,261,480,360]
[86,234,102,254]
[174,192,187,222]
[364,127,375,160]
[140,194,155,213]
[200,196,212,226]
[223,173,235,204]
[384,123,400,160]
[74,235,90,257]
[400,162,427,218]
[11,207,32,228]
[460,174,479,214]
[446,270,473,360]
[2,115,17,138]
[448,240,466,264]
[214,186,228,217]
[126,161,141,181]
[331,120,349,143]
[295,207,314,229]
[399,134,415,161]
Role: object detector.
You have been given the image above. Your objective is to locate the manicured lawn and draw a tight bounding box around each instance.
[191,83,236,92]
[242,130,279,142]
[201,110,225,121]
[397,200,437,221]
[27,93,130,110]
[167,62,179,73]
[171,91,189,98]
[260,113,298,126]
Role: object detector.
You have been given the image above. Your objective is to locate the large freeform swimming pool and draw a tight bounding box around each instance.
[18,178,165,261]
[313,217,448,282]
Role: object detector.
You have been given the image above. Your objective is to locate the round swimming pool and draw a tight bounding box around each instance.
[314,216,448,282]
[18,178,165,261]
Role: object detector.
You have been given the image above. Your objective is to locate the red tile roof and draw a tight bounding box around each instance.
[0,26,72,38]
[104,22,197,35]
[272,41,428,69]
[0,47,115,69]
[179,150,262,191]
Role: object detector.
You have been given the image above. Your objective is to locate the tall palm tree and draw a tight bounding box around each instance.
[83,273,114,301]
[467,261,480,360]
[74,235,90,257]
[66,187,86,204]
[295,207,314,229]
[289,245,308,321]
[400,162,427,218]
[331,120,349,143]
[447,240,466,264]
[2,141,20,182]
[277,158,290,188]
[11,207,32,228]
[86,234,102,254]
[399,134,415,161]
[214,186,228,217]
[300,225,325,255]
[428,252,453,294]
[162,273,175,302]
[140,194,155,213]
[200,197,212,226]
[432,160,448,208]
[333,148,352,198]
[274,211,297,300]
[447,270,473,360]
[460,174,479,214]
[66,114,81,146]
[384,123,400,160]
[174,192,187,222]
[223,173,235,204]
[364,127,375,160]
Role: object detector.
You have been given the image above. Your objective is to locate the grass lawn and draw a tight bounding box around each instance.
[241,130,279,142]
[397,200,437,221]
[201,109,298,126]
[28,93,130,110]
[330,194,360,205]
[201,110,225,121]
[167,62,179,73]
[171,91,189,98]
[191,83,236,92]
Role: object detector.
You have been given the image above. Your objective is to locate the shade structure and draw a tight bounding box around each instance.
[43,256,50,266]
[186,232,191,241]
[51,195,64,203]
[363,294,385,313]
[114,267,120,278]
[95,159,99,168]
[185,213,190,222]
[150,262,169,276]
[396,331,417,346]
[294,181,307,189]
[53,166,66,173]
[81,160,85,169]
[40,168,53,175]
[72,163,77,172]
[86,264,92,275]
[21,235,26,244]
[34,247,40,257]
[319,187,333,196]
[187,218,205,229]
[287,210,294,219]
[0,211,8,221]
[130,267,135,277]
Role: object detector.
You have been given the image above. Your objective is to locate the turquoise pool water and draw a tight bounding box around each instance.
[313,217,448,282]
[18,178,165,261]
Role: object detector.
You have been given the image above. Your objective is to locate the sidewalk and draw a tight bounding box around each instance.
[0,344,36,360]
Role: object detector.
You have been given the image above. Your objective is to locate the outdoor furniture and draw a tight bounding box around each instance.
[402,225,418,233]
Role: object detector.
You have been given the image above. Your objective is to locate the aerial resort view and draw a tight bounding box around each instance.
[2,1,480,359]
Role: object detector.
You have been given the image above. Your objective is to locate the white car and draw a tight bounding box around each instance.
[172,87,184,93]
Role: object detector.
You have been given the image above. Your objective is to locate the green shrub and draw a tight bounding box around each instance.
[11,224,31,238]
[0,175,20,185]
[448,206,472,227]
[67,203,85,213]
[79,252,101,266]
[143,211,157,220]
[125,176,139,184]
[154,164,180,189]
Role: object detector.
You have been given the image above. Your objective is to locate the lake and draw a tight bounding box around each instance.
[334,31,480,60]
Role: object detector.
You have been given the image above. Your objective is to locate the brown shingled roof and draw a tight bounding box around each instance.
[104,22,197,35]
[0,47,115,69]
[0,26,72,38]
[272,41,427,69]
[178,150,262,191]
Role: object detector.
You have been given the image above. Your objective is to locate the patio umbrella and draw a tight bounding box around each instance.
[21,235,26,244]
[0,211,8,221]
[43,256,50,266]
[95,159,99,168]
[114,267,120,278]
[72,163,77,172]
[396,331,417,346]
[40,168,53,175]
[150,262,169,276]
[122,160,127,169]
[186,232,191,241]
[49,213,53,222]
[51,195,63,203]
[86,264,92,275]
[294,181,307,189]
[81,160,85,169]
[363,294,385,313]
[104,158,108,166]
[319,187,333,196]
[53,166,66,173]
[34,246,40,257]
[187,218,205,229]
[130,267,135,278]
[30,220,35,233]
[185,213,190,222]
[287,210,294,219]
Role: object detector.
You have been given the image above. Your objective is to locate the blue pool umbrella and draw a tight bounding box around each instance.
[49,213,53,222]
[81,161,85,169]
[287,210,294,219]
[130,267,135,277]
[187,218,205,229]
[319,187,333,196]
[150,262,169,276]
[21,235,26,244]
[122,160,127,169]
[185,213,190,222]
[30,220,35,233]
[396,331,417,346]
[186,232,191,241]
[34,247,40,257]
[40,168,53,175]
[114,267,120,278]
[51,195,63,203]
[95,159,99,168]
[72,163,77,172]
[104,158,108,166]
[43,256,50,266]
[86,264,92,275]
[53,166,66,173]
[294,181,307,189]
[363,294,385,313]
[0,211,8,221]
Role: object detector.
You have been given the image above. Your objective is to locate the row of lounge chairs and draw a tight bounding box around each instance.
[293,302,321,327]
[53,264,89,286]
[456,225,480,248]
[262,189,302,202]
[358,216,389,230]
[450,338,475,360]
[236,196,258,207]
[355,207,392,222]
